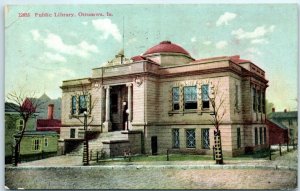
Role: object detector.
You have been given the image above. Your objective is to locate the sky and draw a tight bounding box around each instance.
[4,4,298,111]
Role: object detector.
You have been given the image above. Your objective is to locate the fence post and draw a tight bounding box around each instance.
[90,150,93,161]
[279,143,282,156]
[167,149,169,161]
[213,146,215,160]
[269,145,271,160]
[287,141,289,152]
[96,151,99,163]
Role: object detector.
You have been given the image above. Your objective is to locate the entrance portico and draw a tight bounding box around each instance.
[102,83,133,132]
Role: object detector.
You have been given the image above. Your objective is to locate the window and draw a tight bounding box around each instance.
[258,90,261,112]
[16,119,24,131]
[32,139,41,151]
[172,129,180,148]
[254,128,258,145]
[264,127,267,144]
[44,138,48,147]
[172,87,180,111]
[262,91,265,113]
[237,128,241,148]
[259,127,263,144]
[72,96,77,114]
[79,95,88,114]
[201,128,210,149]
[186,129,196,148]
[201,84,209,109]
[184,86,197,110]
[252,88,256,111]
[111,94,118,113]
[70,128,76,138]
[288,120,293,126]
[235,85,239,108]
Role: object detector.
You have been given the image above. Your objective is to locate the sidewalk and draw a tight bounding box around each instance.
[12,149,297,170]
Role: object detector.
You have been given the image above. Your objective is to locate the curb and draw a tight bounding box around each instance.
[5,164,297,171]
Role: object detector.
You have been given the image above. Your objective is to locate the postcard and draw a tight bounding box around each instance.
[4,3,298,190]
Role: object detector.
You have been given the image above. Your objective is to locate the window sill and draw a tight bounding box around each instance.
[69,114,92,118]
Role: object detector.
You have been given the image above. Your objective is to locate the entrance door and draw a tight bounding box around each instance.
[151,136,158,155]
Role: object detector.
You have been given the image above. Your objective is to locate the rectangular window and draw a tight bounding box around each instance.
[201,128,210,149]
[44,138,48,147]
[172,87,180,111]
[237,128,241,148]
[172,129,180,148]
[235,85,239,108]
[16,119,24,131]
[186,129,196,148]
[70,128,76,138]
[32,139,41,151]
[254,128,258,145]
[259,127,263,144]
[253,88,256,111]
[258,90,261,113]
[262,91,265,114]
[79,95,88,114]
[201,85,209,109]
[184,86,197,110]
[72,96,77,114]
[264,127,267,144]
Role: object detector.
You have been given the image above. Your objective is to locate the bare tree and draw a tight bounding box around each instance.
[205,81,226,164]
[6,89,44,166]
[68,81,99,165]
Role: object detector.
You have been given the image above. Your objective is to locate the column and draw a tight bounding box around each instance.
[126,83,133,122]
[105,85,111,122]
[103,85,112,132]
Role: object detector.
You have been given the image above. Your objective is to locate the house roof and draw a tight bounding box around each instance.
[37,119,61,127]
[5,102,19,112]
[143,41,191,56]
[266,119,288,130]
[268,111,298,119]
[14,131,58,137]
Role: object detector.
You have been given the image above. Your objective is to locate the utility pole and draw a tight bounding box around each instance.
[82,111,89,166]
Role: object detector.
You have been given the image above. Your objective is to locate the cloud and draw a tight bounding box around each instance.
[191,37,196,42]
[30,30,99,58]
[46,67,75,80]
[216,12,237,26]
[31,29,41,41]
[92,18,122,42]
[215,41,228,49]
[232,25,275,40]
[203,41,212,45]
[251,38,269,44]
[246,47,262,55]
[40,52,67,63]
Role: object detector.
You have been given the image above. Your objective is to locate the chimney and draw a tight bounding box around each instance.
[272,108,275,112]
[47,104,54,120]
[284,109,287,113]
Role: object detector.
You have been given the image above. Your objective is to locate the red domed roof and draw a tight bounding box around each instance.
[143,41,190,56]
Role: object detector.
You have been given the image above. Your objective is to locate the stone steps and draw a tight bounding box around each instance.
[67,131,129,156]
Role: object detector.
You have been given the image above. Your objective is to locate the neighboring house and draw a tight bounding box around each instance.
[5,102,37,163]
[59,41,268,157]
[266,119,288,145]
[268,109,298,144]
[5,102,58,163]
[30,93,62,120]
[37,104,61,134]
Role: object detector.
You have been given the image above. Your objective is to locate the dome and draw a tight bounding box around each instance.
[143,41,191,56]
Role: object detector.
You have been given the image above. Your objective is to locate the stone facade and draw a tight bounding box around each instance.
[60,41,268,157]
